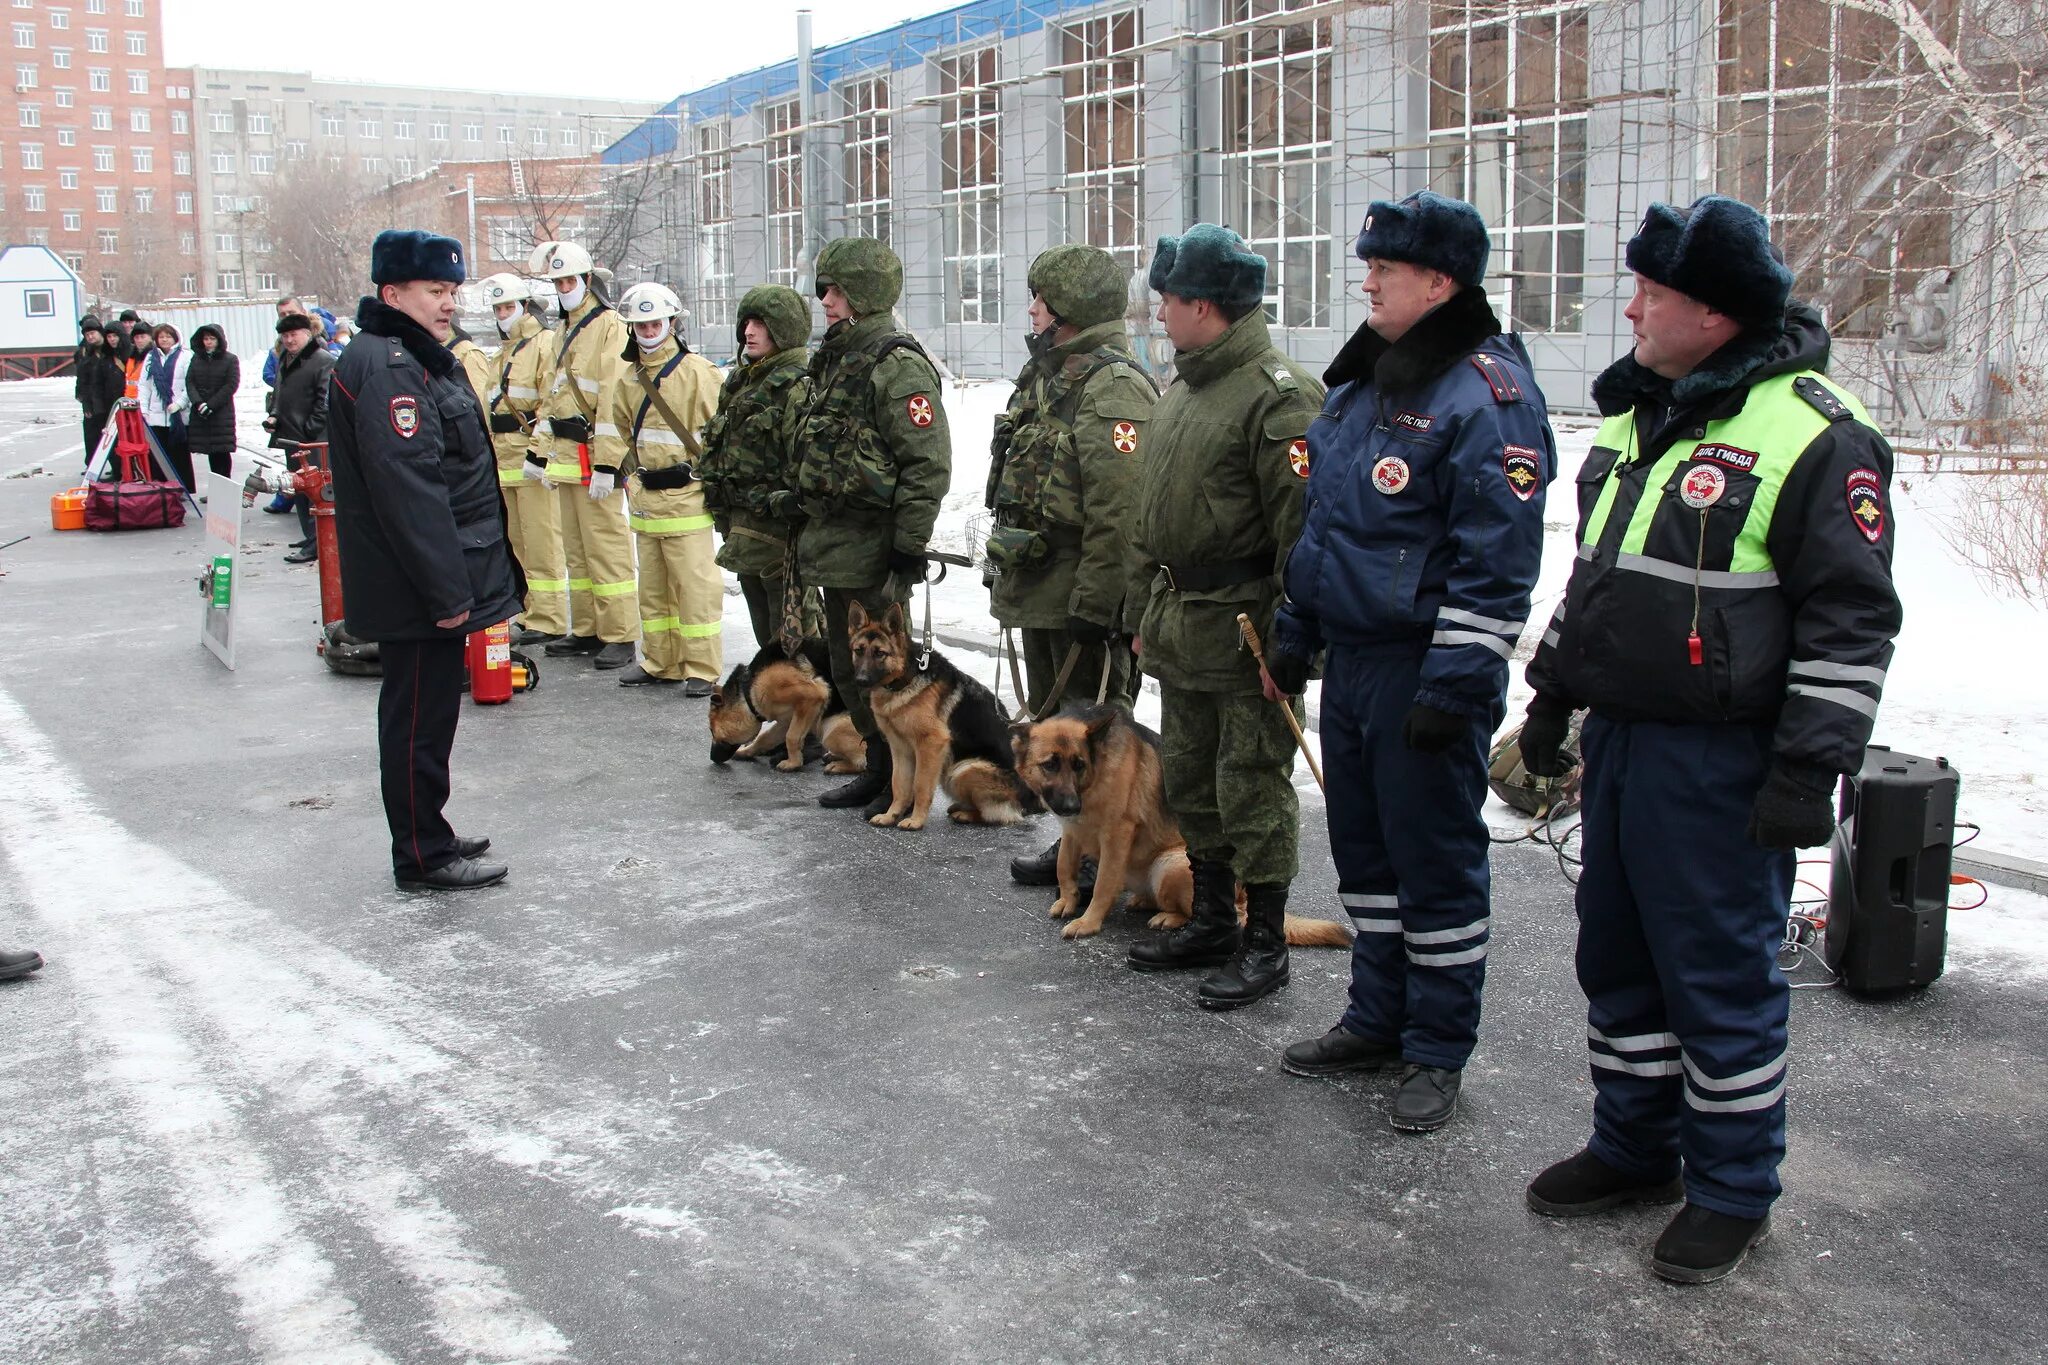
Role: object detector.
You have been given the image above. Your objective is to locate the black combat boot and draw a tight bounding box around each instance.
[819,736,891,810]
[1197,881,1291,1010]
[1127,858,1240,972]
[1009,838,1098,895]
[1651,1204,1771,1284]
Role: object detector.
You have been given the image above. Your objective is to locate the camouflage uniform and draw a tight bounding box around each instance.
[1129,306,1323,888]
[699,284,819,650]
[986,244,1155,714]
[794,238,953,747]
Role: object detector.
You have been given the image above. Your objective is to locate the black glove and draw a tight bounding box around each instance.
[1401,702,1472,755]
[1264,648,1311,698]
[887,548,928,581]
[1518,698,1573,778]
[1747,761,1839,849]
[1065,614,1111,646]
[765,489,801,520]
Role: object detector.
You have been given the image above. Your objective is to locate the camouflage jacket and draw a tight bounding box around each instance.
[1128,311,1324,693]
[985,320,1156,630]
[793,314,952,589]
[700,345,810,578]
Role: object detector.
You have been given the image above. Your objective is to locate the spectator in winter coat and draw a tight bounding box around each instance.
[121,322,153,401]
[267,312,336,563]
[140,322,196,489]
[72,316,122,465]
[185,324,240,481]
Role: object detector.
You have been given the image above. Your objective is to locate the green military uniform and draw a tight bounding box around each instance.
[699,284,818,650]
[794,237,953,809]
[986,244,1154,714]
[1129,300,1322,889]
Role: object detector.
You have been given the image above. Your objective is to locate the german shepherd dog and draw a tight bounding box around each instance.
[846,600,1040,830]
[1011,704,1353,947]
[708,640,866,774]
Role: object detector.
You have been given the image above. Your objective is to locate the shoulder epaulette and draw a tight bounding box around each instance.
[1468,352,1524,403]
[1793,374,1854,423]
[1266,361,1298,395]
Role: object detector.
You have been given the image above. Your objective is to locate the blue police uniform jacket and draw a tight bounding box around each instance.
[1277,288,1555,717]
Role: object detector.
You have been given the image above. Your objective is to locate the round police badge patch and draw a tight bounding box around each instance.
[1288,438,1309,478]
[1678,463,1726,509]
[1502,445,1541,502]
[1845,468,1885,543]
[1371,455,1409,495]
[906,394,935,428]
[1112,420,1139,454]
[389,395,420,439]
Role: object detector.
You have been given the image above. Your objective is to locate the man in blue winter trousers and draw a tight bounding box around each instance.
[1264,192,1554,1133]
[1517,195,1903,1285]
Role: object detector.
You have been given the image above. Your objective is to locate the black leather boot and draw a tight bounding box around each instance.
[1127,858,1240,972]
[1009,839,1098,896]
[819,736,891,809]
[1197,881,1290,1010]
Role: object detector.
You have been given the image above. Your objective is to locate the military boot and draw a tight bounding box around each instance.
[819,736,891,810]
[1009,838,1097,896]
[1197,881,1290,1010]
[1127,858,1240,972]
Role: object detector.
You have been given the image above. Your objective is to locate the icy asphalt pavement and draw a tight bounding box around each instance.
[1,399,2045,1364]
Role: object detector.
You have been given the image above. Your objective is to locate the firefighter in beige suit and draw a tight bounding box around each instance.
[595,282,724,692]
[527,240,637,669]
[477,273,568,640]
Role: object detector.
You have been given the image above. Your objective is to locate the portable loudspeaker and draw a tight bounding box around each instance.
[1823,746,1960,994]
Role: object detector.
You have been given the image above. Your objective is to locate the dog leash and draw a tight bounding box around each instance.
[1026,641,1119,720]
[916,551,974,671]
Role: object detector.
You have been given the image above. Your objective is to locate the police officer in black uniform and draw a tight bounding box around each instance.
[328,230,525,891]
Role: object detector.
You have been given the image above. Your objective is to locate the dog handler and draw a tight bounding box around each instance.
[595,282,724,692]
[528,240,637,670]
[327,230,522,891]
[1267,192,1555,1133]
[1122,224,1324,1011]
[1518,196,1902,1283]
[478,272,569,643]
[989,244,1157,888]
[793,237,953,816]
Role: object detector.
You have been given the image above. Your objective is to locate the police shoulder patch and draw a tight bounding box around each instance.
[389,394,420,438]
[1501,445,1541,501]
[1845,467,1886,542]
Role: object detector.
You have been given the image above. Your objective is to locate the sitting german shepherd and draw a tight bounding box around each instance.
[846,600,1040,830]
[1012,704,1352,947]
[709,639,865,774]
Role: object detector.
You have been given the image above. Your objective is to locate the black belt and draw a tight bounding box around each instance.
[1158,555,1271,592]
[548,415,590,443]
[489,413,527,435]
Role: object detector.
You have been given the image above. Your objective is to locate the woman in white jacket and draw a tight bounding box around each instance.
[139,321,195,489]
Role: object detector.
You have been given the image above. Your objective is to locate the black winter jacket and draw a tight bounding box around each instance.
[73,341,123,418]
[185,325,241,454]
[268,341,333,450]
[327,298,523,642]
[1526,305,1903,776]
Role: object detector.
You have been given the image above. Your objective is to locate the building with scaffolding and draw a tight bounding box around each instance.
[602,1,2032,431]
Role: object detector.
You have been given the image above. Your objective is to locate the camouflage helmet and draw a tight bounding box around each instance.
[737,284,813,353]
[813,237,902,318]
[1028,244,1128,330]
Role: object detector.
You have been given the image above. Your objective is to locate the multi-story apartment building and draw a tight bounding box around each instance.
[0,0,196,307]
[186,69,651,300]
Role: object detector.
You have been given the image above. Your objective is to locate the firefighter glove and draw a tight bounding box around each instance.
[1402,702,1471,755]
[1518,698,1572,778]
[587,469,616,500]
[1263,647,1310,698]
[1747,761,1839,850]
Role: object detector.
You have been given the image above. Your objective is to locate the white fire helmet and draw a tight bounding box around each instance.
[478,272,529,309]
[528,241,595,279]
[619,282,686,324]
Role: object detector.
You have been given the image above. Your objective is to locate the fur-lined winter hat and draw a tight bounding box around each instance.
[370,229,466,286]
[1626,195,1793,326]
[1354,190,1490,288]
[1147,224,1266,312]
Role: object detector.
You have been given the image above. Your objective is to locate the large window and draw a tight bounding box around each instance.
[695,121,735,337]
[937,46,1001,324]
[1058,10,1144,269]
[1222,0,1336,328]
[1428,1,1590,332]
[841,76,890,245]
[764,99,804,289]
[1714,0,1955,338]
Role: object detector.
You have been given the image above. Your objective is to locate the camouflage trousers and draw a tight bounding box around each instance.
[738,572,823,654]
[1158,683,1301,887]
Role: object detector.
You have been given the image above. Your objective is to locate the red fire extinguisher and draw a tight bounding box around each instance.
[467,621,514,705]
